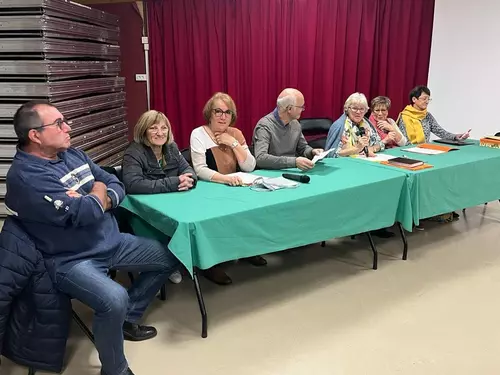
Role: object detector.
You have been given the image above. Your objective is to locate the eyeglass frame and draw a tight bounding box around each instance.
[417,96,432,102]
[212,108,234,118]
[289,105,306,111]
[348,106,367,114]
[32,118,72,131]
[147,125,170,135]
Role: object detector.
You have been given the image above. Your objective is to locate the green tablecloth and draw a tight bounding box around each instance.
[120,158,410,274]
[349,142,500,225]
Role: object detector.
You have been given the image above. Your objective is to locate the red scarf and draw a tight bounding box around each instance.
[369,114,397,149]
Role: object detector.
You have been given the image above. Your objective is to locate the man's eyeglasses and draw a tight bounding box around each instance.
[33,118,71,131]
[213,108,234,118]
[290,105,306,111]
[418,96,432,102]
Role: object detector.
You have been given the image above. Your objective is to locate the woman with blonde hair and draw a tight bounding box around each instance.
[122,110,196,284]
[190,92,265,285]
[325,92,385,157]
[122,110,196,194]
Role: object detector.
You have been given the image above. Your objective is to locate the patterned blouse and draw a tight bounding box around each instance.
[398,112,456,144]
[334,117,385,157]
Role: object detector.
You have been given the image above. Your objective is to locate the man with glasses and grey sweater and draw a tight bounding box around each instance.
[252,88,323,171]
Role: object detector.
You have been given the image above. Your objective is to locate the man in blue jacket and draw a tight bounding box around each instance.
[5,100,180,375]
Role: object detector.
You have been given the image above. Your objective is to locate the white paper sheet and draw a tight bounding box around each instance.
[312,148,335,164]
[404,147,446,155]
[262,176,299,188]
[226,172,265,185]
[354,154,397,162]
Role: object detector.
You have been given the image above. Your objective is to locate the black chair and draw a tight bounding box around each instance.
[299,118,333,149]
[180,148,192,167]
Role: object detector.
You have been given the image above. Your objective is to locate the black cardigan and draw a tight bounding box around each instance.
[122,141,197,194]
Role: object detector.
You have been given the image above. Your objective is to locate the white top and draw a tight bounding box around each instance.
[190,126,256,181]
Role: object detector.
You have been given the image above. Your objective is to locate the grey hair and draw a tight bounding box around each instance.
[344,92,369,112]
[13,100,53,147]
[277,94,297,109]
[371,96,392,110]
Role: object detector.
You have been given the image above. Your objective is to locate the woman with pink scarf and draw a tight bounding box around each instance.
[369,96,407,148]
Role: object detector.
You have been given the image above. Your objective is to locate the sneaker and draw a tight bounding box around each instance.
[168,270,182,284]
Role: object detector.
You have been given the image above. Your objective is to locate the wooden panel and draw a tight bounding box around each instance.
[76,0,137,4]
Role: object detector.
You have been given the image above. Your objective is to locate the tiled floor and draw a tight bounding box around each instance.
[3,203,500,375]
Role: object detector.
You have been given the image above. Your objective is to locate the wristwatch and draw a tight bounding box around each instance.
[231,140,239,149]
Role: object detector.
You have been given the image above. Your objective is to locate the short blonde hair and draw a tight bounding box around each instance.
[344,92,369,113]
[133,110,174,146]
[202,92,237,126]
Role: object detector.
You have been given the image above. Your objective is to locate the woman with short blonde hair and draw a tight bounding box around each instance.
[325,92,385,157]
[123,110,196,195]
[133,110,174,146]
[122,109,194,283]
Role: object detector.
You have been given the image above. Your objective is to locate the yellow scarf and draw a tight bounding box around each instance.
[398,105,426,144]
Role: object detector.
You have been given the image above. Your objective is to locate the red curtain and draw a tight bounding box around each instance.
[148,0,435,148]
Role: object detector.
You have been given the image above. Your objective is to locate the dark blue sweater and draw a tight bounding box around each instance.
[5,148,125,274]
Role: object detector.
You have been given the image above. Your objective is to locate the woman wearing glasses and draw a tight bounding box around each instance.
[122,110,196,284]
[190,92,264,286]
[369,96,407,148]
[325,92,385,157]
[190,92,256,186]
[397,86,469,144]
[122,110,196,194]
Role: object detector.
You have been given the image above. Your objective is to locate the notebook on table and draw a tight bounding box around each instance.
[387,157,424,168]
[434,139,474,146]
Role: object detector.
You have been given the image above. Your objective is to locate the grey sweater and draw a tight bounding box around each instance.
[252,110,313,169]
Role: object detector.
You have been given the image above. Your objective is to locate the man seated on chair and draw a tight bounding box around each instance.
[5,100,180,375]
[252,88,323,171]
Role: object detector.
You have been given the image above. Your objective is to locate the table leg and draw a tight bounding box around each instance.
[192,270,208,338]
[397,222,409,260]
[365,232,378,270]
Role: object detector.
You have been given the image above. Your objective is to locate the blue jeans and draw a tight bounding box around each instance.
[55,233,179,375]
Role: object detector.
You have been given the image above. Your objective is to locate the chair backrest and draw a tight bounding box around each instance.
[100,165,123,182]
[180,148,192,167]
[299,118,333,150]
[299,118,333,135]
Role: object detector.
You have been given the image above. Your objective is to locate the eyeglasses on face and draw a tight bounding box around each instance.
[290,105,306,111]
[33,118,72,131]
[373,108,388,113]
[418,96,432,102]
[212,108,234,118]
[349,107,366,114]
[148,126,169,134]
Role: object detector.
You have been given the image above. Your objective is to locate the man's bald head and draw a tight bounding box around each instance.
[276,88,305,122]
[276,88,304,110]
